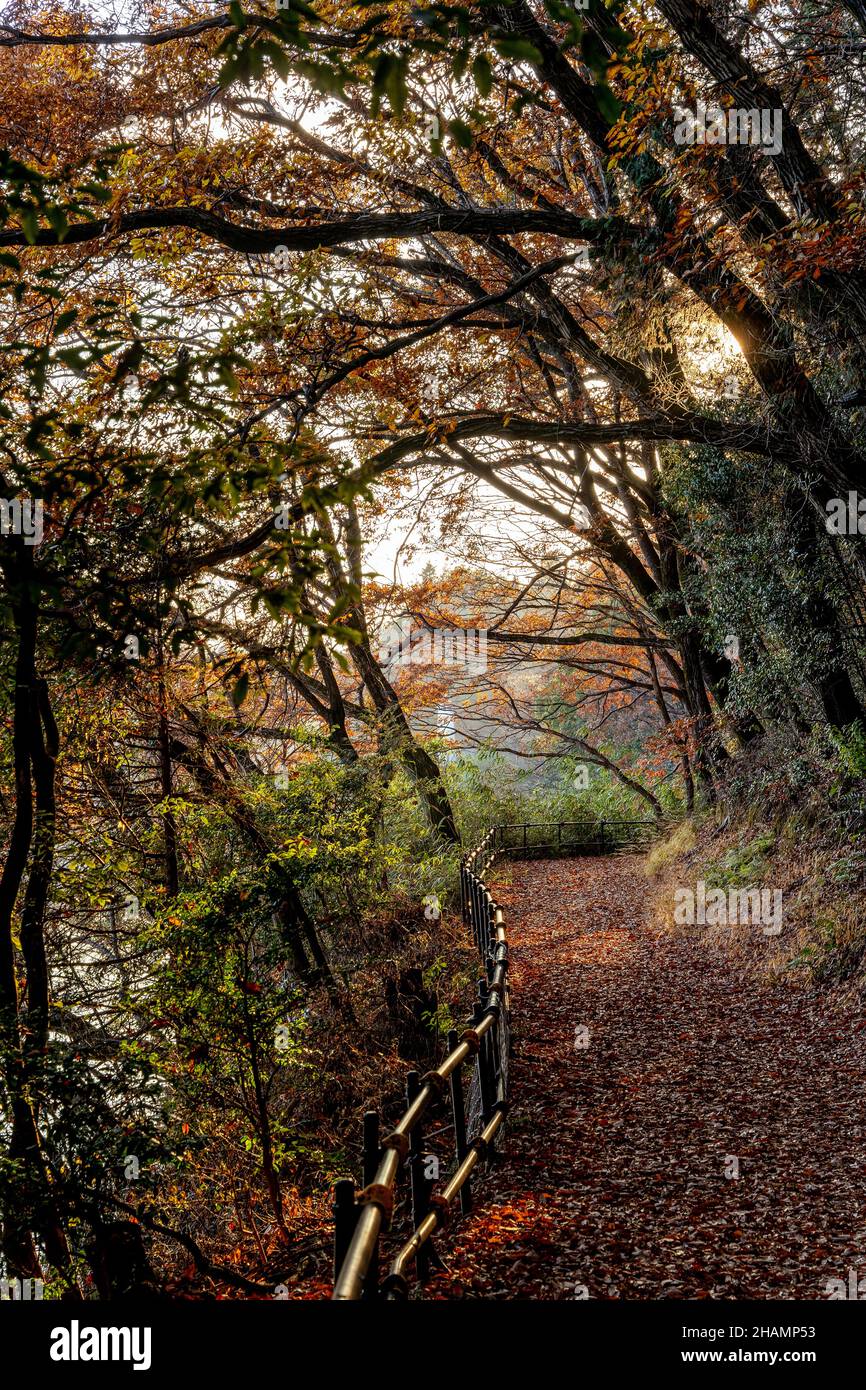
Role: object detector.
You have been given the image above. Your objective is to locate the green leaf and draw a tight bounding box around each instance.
[452,44,470,81]
[46,205,69,242]
[448,118,475,148]
[54,307,78,335]
[493,37,542,64]
[20,207,39,245]
[385,55,408,117]
[264,41,292,80]
[54,348,89,370]
[543,0,585,45]
[581,28,609,78]
[595,85,623,124]
[472,53,493,97]
[216,361,240,393]
[370,53,407,117]
[231,673,250,709]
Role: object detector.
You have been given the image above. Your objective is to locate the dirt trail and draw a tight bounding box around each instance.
[428,854,866,1299]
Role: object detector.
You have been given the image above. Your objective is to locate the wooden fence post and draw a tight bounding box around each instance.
[362,1110,380,1298]
[474,984,495,1124]
[406,1070,431,1282]
[448,1027,472,1215]
[332,1179,357,1288]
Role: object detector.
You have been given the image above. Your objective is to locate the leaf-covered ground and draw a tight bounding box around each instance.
[426,854,866,1299]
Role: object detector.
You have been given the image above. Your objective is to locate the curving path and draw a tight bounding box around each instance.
[427,854,866,1299]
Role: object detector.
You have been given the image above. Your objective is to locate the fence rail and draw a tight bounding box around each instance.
[330,818,654,1301]
[495,819,657,857]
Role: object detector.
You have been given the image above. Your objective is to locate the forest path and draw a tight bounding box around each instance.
[427,854,866,1300]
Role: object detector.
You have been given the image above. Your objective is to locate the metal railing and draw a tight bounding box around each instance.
[330,818,654,1301]
[496,819,657,857]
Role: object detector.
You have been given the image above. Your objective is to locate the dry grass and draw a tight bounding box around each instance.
[644,813,866,1003]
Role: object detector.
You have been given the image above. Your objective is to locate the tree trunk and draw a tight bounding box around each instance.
[0,561,79,1291]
